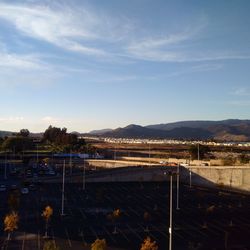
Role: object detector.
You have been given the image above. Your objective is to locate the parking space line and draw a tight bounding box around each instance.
[79,208,86,219]
[37,230,41,250]
[90,226,98,239]
[126,224,143,241]
[103,226,117,243]
[21,232,26,250]
[64,227,72,248]
[118,228,130,243]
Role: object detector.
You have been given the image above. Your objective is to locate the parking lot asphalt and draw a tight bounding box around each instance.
[1,180,250,250]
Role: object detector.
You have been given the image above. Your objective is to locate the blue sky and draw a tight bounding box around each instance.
[0,0,250,132]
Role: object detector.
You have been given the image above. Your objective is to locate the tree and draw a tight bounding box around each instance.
[42,206,53,237]
[238,154,250,164]
[43,126,86,153]
[19,129,30,137]
[43,240,60,250]
[4,212,19,240]
[2,136,34,153]
[91,238,107,250]
[188,144,210,160]
[140,237,158,250]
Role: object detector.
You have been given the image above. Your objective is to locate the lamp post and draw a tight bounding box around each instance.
[61,160,65,216]
[176,164,180,210]
[198,143,200,166]
[36,144,39,166]
[164,169,179,250]
[169,172,173,250]
[82,159,86,190]
[189,169,192,188]
[4,151,7,180]
[70,150,72,176]
[148,143,151,166]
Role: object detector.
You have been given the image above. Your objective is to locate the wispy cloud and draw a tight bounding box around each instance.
[125,20,250,63]
[229,100,250,106]
[167,63,223,77]
[0,116,24,122]
[230,87,250,96]
[126,35,250,62]
[0,52,44,69]
[41,116,60,123]
[0,2,249,64]
[0,3,111,57]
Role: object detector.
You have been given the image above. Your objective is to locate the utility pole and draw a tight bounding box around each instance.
[176,164,180,210]
[169,172,173,250]
[61,160,65,216]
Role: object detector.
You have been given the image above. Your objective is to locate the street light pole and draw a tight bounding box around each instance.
[36,144,38,166]
[4,152,7,180]
[82,160,86,190]
[176,164,180,210]
[189,169,192,188]
[198,143,200,165]
[70,150,72,176]
[169,173,173,250]
[148,143,151,166]
[61,160,65,216]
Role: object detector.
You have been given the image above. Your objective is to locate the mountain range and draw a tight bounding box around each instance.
[89,119,250,142]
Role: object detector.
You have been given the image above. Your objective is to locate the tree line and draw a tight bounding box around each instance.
[0,126,95,154]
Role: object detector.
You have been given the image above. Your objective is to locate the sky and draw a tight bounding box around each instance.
[0,0,250,132]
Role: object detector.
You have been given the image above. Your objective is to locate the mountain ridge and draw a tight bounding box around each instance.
[100,119,250,141]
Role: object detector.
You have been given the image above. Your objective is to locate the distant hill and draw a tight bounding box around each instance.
[0,130,13,137]
[89,128,113,135]
[100,119,250,142]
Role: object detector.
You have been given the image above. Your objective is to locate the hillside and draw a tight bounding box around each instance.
[101,119,250,141]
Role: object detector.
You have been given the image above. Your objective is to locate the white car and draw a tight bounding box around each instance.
[21,187,29,194]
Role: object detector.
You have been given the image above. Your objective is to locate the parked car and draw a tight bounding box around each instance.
[29,184,36,191]
[21,187,29,194]
[0,184,7,192]
[11,184,18,190]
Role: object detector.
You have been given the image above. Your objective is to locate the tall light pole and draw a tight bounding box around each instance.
[198,143,200,165]
[61,160,65,216]
[13,146,15,170]
[36,144,39,166]
[189,169,192,188]
[176,164,180,210]
[4,151,7,180]
[82,159,86,190]
[148,143,151,166]
[70,150,72,176]
[169,172,173,250]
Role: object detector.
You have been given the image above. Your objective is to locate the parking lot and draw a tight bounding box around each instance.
[1,180,250,250]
